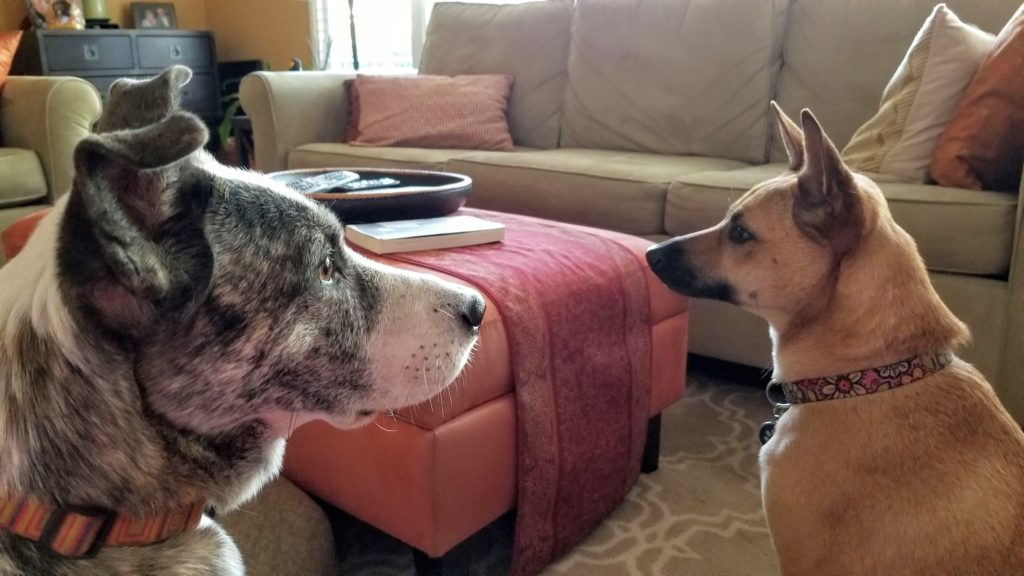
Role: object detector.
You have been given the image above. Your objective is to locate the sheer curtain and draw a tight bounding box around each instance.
[309,0,540,73]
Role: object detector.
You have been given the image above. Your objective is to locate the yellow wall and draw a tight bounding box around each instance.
[205,0,311,71]
[2,0,36,29]
[1,0,309,70]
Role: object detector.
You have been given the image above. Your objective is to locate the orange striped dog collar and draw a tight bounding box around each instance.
[0,495,205,558]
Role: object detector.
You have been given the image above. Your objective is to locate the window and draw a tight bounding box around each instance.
[310,0,540,73]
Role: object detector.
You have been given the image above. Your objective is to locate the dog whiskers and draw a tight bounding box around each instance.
[286,410,297,439]
[441,356,456,410]
[422,359,443,418]
[422,356,435,412]
[373,419,396,433]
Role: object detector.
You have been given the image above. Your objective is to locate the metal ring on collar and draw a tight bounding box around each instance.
[765,381,790,408]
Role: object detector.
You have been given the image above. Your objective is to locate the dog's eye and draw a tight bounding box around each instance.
[728,223,755,245]
[318,257,335,284]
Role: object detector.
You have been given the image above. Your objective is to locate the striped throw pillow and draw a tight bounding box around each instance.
[842,4,994,183]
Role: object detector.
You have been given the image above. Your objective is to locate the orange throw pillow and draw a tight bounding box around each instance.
[930,5,1024,192]
[346,74,514,151]
[0,30,23,88]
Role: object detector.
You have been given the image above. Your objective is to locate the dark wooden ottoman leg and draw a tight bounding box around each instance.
[641,413,663,474]
[413,549,444,576]
[413,548,467,576]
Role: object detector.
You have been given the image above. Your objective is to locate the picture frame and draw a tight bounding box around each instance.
[131,2,177,29]
[24,0,86,29]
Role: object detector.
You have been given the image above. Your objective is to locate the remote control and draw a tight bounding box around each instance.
[338,177,402,191]
[285,170,360,194]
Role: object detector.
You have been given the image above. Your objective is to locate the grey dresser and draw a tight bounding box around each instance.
[12,29,219,122]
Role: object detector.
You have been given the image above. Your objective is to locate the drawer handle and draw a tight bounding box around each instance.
[83,44,99,61]
[169,45,183,60]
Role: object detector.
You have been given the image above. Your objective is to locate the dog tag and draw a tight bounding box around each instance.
[759,385,789,446]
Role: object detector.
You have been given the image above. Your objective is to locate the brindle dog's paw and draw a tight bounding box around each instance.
[94,65,194,133]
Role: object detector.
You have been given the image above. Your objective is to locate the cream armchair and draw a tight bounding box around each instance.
[0,76,101,264]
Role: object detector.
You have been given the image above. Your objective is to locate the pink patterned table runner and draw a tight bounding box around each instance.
[388,209,653,575]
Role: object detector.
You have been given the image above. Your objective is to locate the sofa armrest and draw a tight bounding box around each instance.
[0,76,101,201]
[239,71,353,173]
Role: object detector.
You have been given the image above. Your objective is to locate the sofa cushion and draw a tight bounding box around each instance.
[419,0,572,150]
[559,0,790,163]
[773,0,1018,163]
[0,148,47,209]
[666,164,1017,277]
[0,31,20,90]
[930,2,1024,192]
[288,143,535,172]
[446,149,748,236]
[345,74,515,151]
[841,4,996,183]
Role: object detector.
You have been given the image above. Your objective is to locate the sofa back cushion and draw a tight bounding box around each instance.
[772,0,1018,163]
[419,0,573,150]
[559,0,790,164]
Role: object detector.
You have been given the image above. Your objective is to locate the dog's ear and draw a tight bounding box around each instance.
[95,65,193,133]
[794,109,861,256]
[64,111,211,332]
[771,101,804,171]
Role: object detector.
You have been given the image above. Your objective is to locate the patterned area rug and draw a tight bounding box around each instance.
[333,357,780,575]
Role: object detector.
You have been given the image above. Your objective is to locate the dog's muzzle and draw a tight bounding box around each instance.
[646,239,734,302]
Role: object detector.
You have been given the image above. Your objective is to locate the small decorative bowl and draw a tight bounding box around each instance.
[268,167,473,224]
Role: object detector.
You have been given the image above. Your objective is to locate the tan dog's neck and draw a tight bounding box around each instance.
[772,211,968,382]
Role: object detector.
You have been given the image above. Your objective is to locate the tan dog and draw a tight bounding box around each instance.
[646,104,1024,575]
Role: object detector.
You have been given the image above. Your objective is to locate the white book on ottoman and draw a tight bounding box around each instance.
[345,215,505,254]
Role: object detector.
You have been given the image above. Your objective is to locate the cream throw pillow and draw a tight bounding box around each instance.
[842,4,995,182]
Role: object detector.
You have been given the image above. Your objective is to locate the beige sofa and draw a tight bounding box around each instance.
[0,76,102,265]
[241,0,1024,422]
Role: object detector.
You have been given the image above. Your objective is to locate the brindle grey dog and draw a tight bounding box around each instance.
[0,66,485,575]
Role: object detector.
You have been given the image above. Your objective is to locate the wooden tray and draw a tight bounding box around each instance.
[269,168,473,223]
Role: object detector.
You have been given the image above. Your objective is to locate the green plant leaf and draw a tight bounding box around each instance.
[218,99,244,148]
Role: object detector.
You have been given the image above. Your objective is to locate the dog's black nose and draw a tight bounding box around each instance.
[460,294,486,330]
[646,245,666,270]
[646,241,675,273]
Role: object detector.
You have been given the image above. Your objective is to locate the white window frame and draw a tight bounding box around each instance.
[309,0,539,73]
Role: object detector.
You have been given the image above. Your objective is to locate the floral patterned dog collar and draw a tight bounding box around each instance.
[758,352,954,445]
[778,352,954,404]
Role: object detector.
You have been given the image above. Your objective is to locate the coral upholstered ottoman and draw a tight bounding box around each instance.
[282,209,688,575]
[2,207,689,574]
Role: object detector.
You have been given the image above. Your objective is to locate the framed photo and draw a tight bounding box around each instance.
[131,2,177,29]
[24,0,85,29]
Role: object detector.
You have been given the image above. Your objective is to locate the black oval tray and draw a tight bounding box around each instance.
[269,168,473,224]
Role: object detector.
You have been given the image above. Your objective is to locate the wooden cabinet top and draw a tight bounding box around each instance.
[12,29,217,76]
[11,29,221,122]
